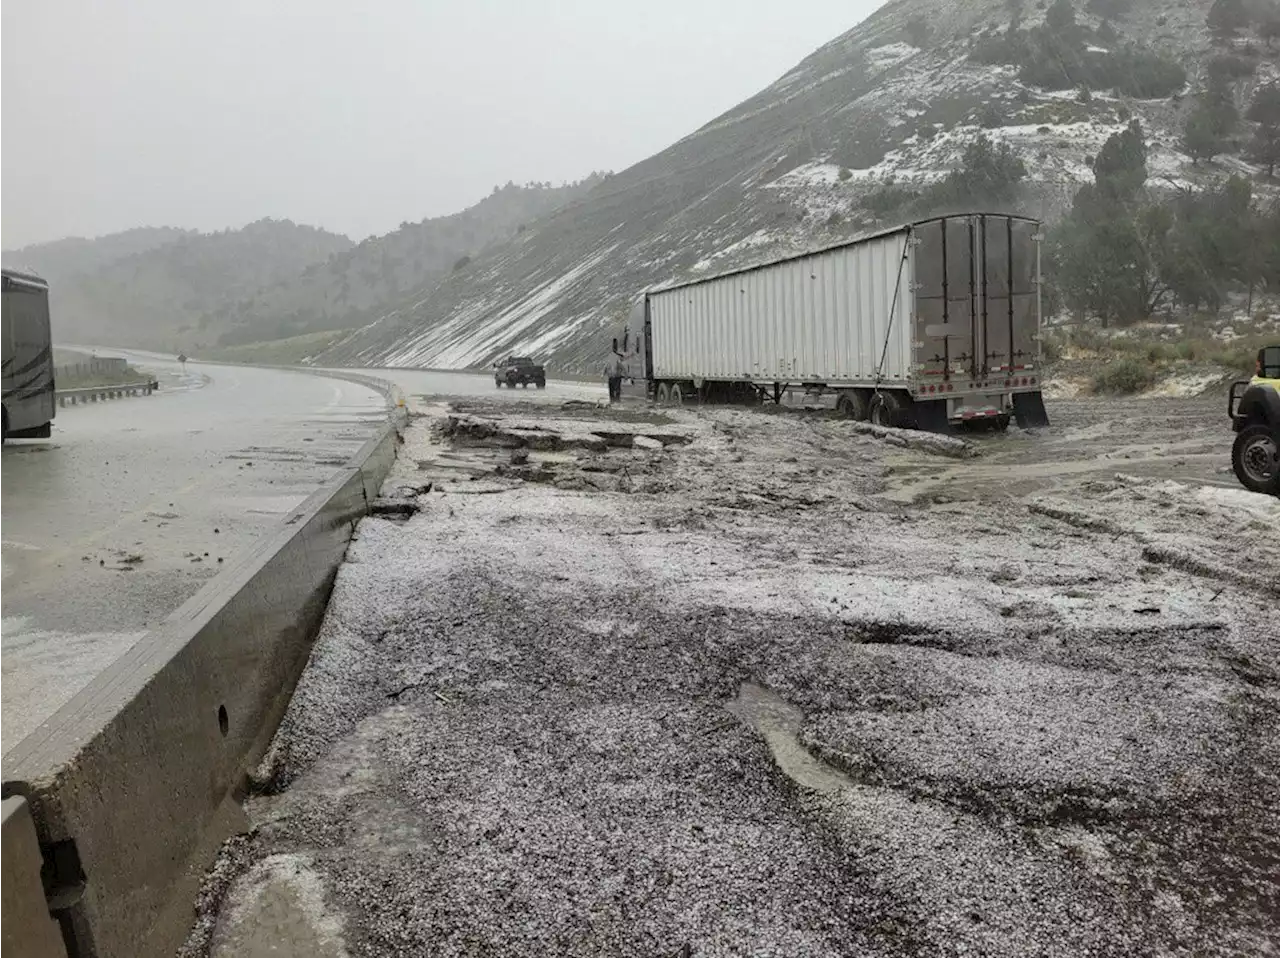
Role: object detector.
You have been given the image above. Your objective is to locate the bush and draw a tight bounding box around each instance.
[452,255,472,271]
[1041,332,1065,364]
[977,102,1007,128]
[1209,342,1261,373]
[838,167,852,181]
[1070,326,1111,354]
[969,31,1030,66]
[1092,356,1157,393]
[1101,48,1186,98]
[1207,53,1255,80]
[862,185,917,214]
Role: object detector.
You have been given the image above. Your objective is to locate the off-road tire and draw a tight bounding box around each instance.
[1232,424,1279,495]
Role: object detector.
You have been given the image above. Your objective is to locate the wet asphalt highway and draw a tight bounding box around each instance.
[1,352,387,752]
[1,356,608,755]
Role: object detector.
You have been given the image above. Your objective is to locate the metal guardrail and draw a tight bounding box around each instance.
[56,380,159,407]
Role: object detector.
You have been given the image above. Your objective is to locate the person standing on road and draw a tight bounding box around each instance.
[605,353,625,403]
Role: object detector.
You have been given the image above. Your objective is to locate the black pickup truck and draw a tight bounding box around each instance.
[494,356,546,389]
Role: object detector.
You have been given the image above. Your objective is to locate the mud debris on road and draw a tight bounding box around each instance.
[187,394,1279,958]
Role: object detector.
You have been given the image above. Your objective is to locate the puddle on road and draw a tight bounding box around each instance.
[725,683,856,794]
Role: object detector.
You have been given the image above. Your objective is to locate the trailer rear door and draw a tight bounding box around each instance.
[914,217,980,382]
[981,216,1041,376]
[913,215,1039,384]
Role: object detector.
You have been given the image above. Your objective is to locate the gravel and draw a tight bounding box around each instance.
[190,395,1280,958]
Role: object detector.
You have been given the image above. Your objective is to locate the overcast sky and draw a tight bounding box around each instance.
[2,0,886,249]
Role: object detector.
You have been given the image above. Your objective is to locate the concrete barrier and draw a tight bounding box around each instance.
[2,410,404,958]
[2,798,69,958]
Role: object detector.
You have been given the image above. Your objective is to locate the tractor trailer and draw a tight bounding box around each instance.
[625,213,1049,431]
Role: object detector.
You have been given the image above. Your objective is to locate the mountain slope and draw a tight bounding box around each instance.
[3,226,195,281]
[215,176,608,348]
[6,220,354,350]
[320,0,1280,373]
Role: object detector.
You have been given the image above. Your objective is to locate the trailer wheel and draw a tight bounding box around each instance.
[835,391,868,421]
[670,382,686,406]
[656,382,670,405]
[869,391,910,429]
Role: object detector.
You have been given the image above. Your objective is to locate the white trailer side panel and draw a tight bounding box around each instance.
[648,230,915,384]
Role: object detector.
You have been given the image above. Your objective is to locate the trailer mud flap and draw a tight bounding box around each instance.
[1013,390,1050,429]
[912,398,952,434]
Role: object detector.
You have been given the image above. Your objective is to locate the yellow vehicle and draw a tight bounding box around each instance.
[1227,345,1280,495]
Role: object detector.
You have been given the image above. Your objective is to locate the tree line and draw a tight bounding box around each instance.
[1050,119,1280,325]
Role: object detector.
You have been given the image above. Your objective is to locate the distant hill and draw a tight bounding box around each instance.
[3,178,607,354]
[4,226,195,279]
[316,0,1280,374]
[4,219,354,351]
[215,176,609,348]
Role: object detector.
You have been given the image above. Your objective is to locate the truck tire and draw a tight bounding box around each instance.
[670,382,686,406]
[869,391,909,429]
[536,380,545,390]
[495,379,503,388]
[1232,424,1279,495]
[656,383,670,404]
[835,391,868,421]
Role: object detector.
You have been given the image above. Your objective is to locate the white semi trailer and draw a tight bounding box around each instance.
[624,213,1049,432]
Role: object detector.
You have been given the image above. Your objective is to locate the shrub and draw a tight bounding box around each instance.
[1071,326,1111,354]
[970,31,1029,66]
[1092,356,1157,393]
[977,102,1007,128]
[1102,48,1186,98]
[1207,53,1255,80]
[838,167,852,181]
[863,185,917,214]
[452,255,472,271]
[1041,332,1065,364]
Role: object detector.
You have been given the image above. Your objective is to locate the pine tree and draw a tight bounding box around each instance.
[1207,0,1248,40]
[1045,0,1078,35]
[1184,108,1226,163]
[1247,85,1280,176]
[1092,119,1147,199]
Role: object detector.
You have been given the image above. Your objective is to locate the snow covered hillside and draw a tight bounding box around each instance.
[320,0,1280,374]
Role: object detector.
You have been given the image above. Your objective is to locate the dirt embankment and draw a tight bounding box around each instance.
[186,395,1279,958]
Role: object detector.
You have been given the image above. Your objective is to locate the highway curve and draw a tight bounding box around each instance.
[1,352,387,752]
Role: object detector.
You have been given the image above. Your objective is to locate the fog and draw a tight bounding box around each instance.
[2,0,884,248]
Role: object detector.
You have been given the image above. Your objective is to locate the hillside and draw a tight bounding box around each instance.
[3,179,606,354]
[215,176,609,349]
[3,226,195,278]
[5,220,354,351]
[318,0,1280,374]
